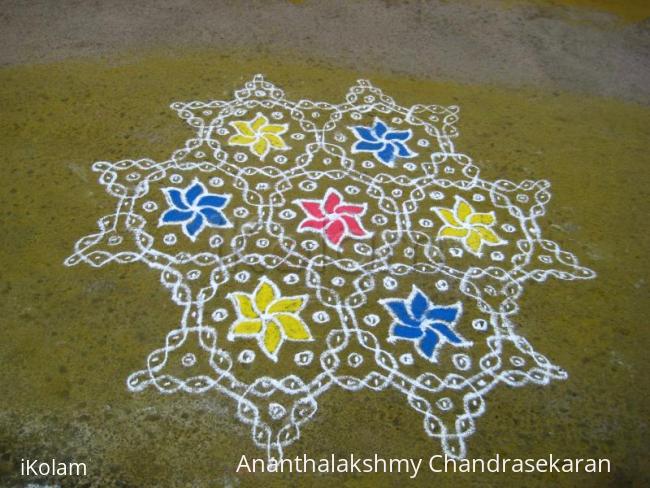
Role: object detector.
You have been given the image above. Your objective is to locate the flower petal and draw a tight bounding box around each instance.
[231,319,263,336]
[384,129,411,141]
[228,134,257,146]
[263,320,282,356]
[184,213,204,238]
[254,279,277,313]
[455,197,473,222]
[410,290,429,319]
[197,194,228,209]
[381,300,420,327]
[260,124,287,134]
[376,143,395,165]
[475,225,503,244]
[352,140,385,152]
[434,208,462,228]
[465,229,483,254]
[323,190,342,214]
[298,218,329,231]
[340,215,369,237]
[200,207,230,227]
[438,225,468,239]
[161,209,194,223]
[229,292,258,319]
[373,119,388,138]
[252,137,269,159]
[335,204,364,215]
[429,322,465,344]
[468,212,495,226]
[418,329,440,359]
[391,141,416,158]
[324,219,346,247]
[264,133,288,149]
[352,126,378,142]
[251,114,269,131]
[391,323,423,340]
[273,314,312,341]
[299,200,325,219]
[230,120,255,137]
[267,297,306,314]
[425,305,459,323]
[164,188,189,210]
[185,181,205,206]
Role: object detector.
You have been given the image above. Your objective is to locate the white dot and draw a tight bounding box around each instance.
[312,311,330,323]
[299,180,317,191]
[452,354,471,371]
[294,351,314,366]
[331,276,345,287]
[301,240,318,251]
[186,269,201,280]
[383,277,397,290]
[472,318,488,331]
[181,353,197,367]
[142,201,157,212]
[234,207,249,218]
[363,314,380,327]
[235,271,250,282]
[399,353,414,365]
[209,177,224,187]
[491,251,505,261]
[283,273,300,285]
[347,353,363,368]
[209,235,223,248]
[436,398,453,411]
[372,214,388,226]
[211,308,228,322]
[238,350,255,364]
[279,209,296,220]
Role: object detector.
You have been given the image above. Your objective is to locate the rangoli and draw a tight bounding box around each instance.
[65,75,596,460]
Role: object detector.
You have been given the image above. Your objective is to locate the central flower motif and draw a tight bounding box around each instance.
[227,113,289,160]
[295,188,373,251]
[433,196,506,256]
[159,179,232,241]
[350,117,417,166]
[380,286,471,362]
[227,277,313,361]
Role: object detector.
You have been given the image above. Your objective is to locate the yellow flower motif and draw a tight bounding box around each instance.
[432,196,506,256]
[227,113,289,160]
[227,277,312,361]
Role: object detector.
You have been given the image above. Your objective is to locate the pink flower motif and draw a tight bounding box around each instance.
[295,189,373,251]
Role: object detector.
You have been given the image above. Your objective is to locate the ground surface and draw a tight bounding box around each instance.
[0,1,648,487]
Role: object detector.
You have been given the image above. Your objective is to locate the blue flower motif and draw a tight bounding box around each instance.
[350,117,417,166]
[158,179,232,241]
[380,286,471,362]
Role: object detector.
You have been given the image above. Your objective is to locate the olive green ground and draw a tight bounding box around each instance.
[0,50,648,487]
